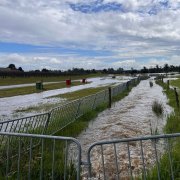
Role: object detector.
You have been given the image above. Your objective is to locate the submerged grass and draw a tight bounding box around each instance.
[53,86,109,100]
[15,86,109,113]
[152,100,164,117]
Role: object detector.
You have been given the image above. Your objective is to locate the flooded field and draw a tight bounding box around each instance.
[71,79,172,179]
[0,76,131,121]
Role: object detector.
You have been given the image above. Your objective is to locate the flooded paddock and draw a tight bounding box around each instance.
[0,76,131,121]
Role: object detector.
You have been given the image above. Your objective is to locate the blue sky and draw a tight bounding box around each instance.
[0,0,179,70]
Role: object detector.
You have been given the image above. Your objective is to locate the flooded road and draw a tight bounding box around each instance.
[0,76,131,121]
[73,80,172,179]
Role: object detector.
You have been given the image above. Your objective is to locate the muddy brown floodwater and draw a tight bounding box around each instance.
[71,79,172,179]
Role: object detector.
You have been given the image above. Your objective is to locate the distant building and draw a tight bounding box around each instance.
[0,67,22,73]
[0,68,11,72]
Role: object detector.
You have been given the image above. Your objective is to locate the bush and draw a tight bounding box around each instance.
[152,100,164,117]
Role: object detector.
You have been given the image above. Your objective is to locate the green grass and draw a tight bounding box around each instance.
[152,100,164,117]
[0,73,103,86]
[0,81,84,98]
[170,78,180,89]
[147,80,180,180]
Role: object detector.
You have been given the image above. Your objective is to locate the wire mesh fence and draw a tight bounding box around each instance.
[0,132,179,180]
[0,113,50,134]
[0,78,142,136]
[86,133,180,180]
[0,132,81,180]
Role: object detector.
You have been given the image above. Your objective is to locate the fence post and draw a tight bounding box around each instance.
[92,94,97,109]
[126,81,129,91]
[167,80,169,90]
[76,100,82,118]
[108,87,112,108]
[43,112,51,134]
[174,88,179,109]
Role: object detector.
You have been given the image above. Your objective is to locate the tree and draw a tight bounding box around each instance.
[117,67,124,74]
[164,64,169,74]
[8,64,16,70]
[42,68,49,72]
[18,67,24,72]
[141,66,148,73]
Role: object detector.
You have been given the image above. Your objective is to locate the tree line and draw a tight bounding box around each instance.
[0,63,180,77]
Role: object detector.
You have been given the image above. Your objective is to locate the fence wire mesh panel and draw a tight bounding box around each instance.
[0,132,81,180]
[46,100,81,135]
[0,77,145,136]
[86,133,180,180]
[0,113,49,134]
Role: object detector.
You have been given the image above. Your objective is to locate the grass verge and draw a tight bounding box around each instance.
[147,80,180,179]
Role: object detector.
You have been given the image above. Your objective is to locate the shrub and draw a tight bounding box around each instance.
[152,100,164,117]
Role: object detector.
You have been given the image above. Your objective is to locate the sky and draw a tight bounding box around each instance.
[0,0,180,71]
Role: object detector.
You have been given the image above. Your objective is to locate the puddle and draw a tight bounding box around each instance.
[70,79,172,178]
[0,76,132,121]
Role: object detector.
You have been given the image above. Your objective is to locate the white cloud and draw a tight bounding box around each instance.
[0,0,179,69]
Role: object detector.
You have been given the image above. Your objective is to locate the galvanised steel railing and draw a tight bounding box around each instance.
[0,132,179,180]
[0,113,50,134]
[0,77,142,136]
[86,133,180,180]
[0,80,140,163]
[0,132,82,180]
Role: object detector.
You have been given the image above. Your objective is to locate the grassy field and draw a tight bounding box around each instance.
[0,73,103,86]
[170,78,180,89]
[0,81,85,98]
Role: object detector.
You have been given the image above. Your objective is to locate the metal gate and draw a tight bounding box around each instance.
[0,132,81,180]
[1,132,179,180]
[86,133,180,180]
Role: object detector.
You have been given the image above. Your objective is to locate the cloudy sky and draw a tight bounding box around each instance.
[0,0,180,70]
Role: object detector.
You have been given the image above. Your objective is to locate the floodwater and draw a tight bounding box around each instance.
[0,76,131,121]
[72,79,172,179]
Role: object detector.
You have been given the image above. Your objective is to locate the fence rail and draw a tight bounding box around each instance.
[0,132,179,180]
[0,77,143,135]
[0,132,81,180]
[86,133,180,180]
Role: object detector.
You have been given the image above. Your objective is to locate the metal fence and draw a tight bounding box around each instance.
[0,78,142,135]
[0,132,81,180]
[86,133,180,180]
[0,132,179,180]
